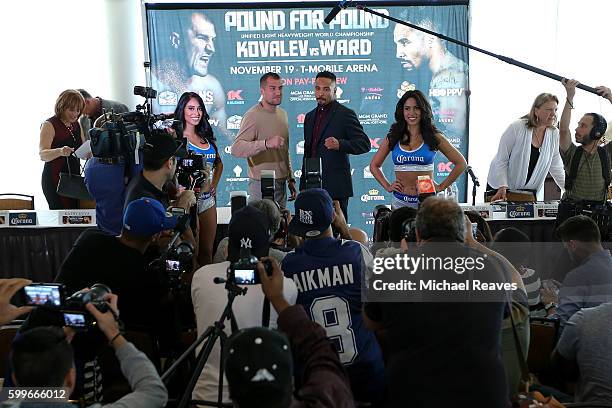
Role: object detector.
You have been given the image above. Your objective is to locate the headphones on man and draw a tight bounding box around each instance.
[588,113,608,140]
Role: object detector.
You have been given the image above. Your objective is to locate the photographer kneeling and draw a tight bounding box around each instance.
[8,292,167,408]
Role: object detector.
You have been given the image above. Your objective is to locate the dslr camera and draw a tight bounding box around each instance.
[20,283,112,331]
[176,150,211,193]
[63,284,112,330]
[227,249,273,285]
[147,212,194,291]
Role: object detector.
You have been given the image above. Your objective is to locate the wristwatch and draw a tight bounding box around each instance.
[544,302,557,312]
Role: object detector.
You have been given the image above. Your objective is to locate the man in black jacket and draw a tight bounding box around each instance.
[300,71,369,221]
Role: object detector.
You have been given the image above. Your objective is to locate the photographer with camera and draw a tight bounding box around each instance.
[78,90,130,134]
[190,205,298,404]
[16,198,182,401]
[83,87,158,236]
[124,131,195,212]
[223,255,354,408]
[123,131,197,253]
[8,291,167,408]
[23,198,181,348]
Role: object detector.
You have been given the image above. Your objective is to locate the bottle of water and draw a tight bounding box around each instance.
[446,182,459,201]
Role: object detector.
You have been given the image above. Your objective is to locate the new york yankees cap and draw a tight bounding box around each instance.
[227,205,271,262]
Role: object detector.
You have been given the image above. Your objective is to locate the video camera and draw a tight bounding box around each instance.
[176,151,211,192]
[89,85,176,161]
[20,283,112,331]
[148,213,194,291]
[304,158,322,189]
[227,248,273,285]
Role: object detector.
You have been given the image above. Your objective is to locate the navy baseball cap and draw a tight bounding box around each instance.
[227,206,271,262]
[224,327,293,407]
[144,132,187,161]
[288,188,334,238]
[123,198,178,236]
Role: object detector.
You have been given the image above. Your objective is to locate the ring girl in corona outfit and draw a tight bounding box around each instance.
[370,90,466,209]
[174,92,223,266]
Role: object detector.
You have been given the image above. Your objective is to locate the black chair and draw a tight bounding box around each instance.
[527,317,560,376]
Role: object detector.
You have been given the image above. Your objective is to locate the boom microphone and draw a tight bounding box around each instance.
[324,0,348,24]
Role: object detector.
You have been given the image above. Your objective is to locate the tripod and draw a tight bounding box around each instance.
[161,278,247,408]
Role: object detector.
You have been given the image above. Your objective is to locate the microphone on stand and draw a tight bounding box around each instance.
[466,166,480,186]
[324,0,349,24]
[466,166,480,206]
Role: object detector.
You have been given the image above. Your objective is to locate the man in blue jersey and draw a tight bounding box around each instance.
[282,188,385,405]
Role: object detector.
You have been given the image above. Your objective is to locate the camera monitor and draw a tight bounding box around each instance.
[22,283,65,307]
[233,269,258,285]
[63,312,87,329]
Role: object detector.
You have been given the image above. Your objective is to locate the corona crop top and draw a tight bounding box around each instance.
[392,142,436,172]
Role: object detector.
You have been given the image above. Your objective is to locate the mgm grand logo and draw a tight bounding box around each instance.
[10,213,35,225]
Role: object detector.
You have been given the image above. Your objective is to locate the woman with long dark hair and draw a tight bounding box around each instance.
[370,90,466,208]
[174,92,223,266]
[39,90,86,209]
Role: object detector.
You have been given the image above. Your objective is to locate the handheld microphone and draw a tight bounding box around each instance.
[324,0,348,24]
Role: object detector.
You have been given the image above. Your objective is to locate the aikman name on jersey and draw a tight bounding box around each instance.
[291,264,354,293]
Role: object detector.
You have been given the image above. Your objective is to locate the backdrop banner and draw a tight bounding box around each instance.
[146,1,469,233]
